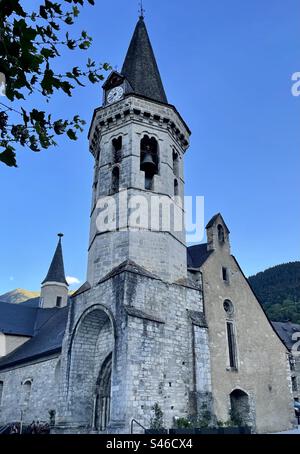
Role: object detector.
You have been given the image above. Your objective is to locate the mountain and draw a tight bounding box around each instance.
[0,288,40,305]
[248,262,300,323]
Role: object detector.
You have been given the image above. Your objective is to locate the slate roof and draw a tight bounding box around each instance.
[41,237,68,286]
[121,17,168,104]
[0,302,37,336]
[272,321,300,351]
[187,243,213,269]
[20,297,40,308]
[0,306,69,370]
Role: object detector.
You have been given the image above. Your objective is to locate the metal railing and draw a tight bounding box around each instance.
[0,423,10,434]
[130,418,146,434]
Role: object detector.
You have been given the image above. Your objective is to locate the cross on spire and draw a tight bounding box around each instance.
[139,0,145,19]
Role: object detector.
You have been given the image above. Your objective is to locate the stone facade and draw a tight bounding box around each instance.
[192,215,295,433]
[0,17,295,436]
[0,334,30,357]
[40,282,68,309]
[0,356,60,425]
[54,266,209,433]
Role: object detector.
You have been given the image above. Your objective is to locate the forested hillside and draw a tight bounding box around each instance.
[248,262,300,323]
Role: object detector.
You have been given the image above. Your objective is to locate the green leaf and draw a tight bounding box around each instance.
[21,108,29,125]
[72,6,80,17]
[41,47,55,59]
[39,6,48,19]
[67,129,77,140]
[15,92,25,100]
[0,146,17,167]
[65,16,74,25]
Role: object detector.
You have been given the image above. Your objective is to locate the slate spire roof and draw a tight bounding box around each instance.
[41,234,68,286]
[121,16,168,104]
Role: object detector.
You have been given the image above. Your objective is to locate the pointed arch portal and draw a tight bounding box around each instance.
[230,389,251,427]
[67,306,115,431]
[94,353,112,431]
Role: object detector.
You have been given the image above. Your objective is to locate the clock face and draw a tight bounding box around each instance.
[107,86,124,104]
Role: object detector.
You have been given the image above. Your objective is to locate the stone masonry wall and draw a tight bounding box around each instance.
[200,219,295,433]
[0,356,60,425]
[55,266,210,433]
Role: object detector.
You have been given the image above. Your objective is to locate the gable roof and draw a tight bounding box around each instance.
[231,255,289,351]
[187,243,213,268]
[0,302,37,336]
[0,301,65,338]
[20,297,40,308]
[0,306,69,370]
[206,213,230,232]
[121,17,167,104]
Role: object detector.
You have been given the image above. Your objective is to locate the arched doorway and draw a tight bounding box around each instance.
[94,353,112,431]
[230,389,251,426]
[67,306,115,430]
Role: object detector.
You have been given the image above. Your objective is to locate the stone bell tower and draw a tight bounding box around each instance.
[57,15,210,435]
[87,15,191,286]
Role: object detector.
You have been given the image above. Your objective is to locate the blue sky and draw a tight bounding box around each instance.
[0,0,299,293]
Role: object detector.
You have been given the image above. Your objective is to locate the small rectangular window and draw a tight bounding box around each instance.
[227,322,237,369]
[292,376,298,392]
[56,296,62,308]
[222,267,229,282]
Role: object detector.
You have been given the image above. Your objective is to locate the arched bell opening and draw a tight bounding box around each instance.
[140,135,159,190]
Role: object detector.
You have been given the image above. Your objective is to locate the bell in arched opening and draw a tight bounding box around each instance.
[140,136,159,190]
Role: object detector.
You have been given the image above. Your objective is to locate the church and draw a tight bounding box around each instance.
[0,15,295,434]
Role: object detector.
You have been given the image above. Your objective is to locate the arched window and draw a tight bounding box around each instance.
[174,179,179,196]
[23,379,32,406]
[111,166,120,193]
[172,150,179,177]
[0,381,3,406]
[218,224,225,243]
[140,135,159,190]
[112,136,122,163]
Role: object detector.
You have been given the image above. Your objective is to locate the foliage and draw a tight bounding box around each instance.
[150,403,164,430]
[174,417,191,429]
[228,408,243,427]
[248,262,300,323]
[174,411,212,429]
[0,0,111,167]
